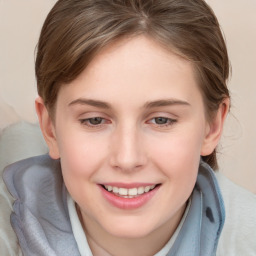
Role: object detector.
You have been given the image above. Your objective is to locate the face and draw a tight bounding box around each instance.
[43,36,215,242]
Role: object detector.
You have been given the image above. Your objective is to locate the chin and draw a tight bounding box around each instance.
[102,216,159,239]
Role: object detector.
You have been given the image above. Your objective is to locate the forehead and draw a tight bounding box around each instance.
[58,36,203,109]
[86,36,191,76]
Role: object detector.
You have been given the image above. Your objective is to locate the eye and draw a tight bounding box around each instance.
[88,117,103,125]
[154,117,169,124]
[147,117,177,127]
[79,117,108,127]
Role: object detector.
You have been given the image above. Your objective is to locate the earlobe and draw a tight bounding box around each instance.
[201,98,230,156]
[35,97,60,159]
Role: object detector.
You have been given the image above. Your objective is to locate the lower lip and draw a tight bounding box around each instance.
[99,185,160,210]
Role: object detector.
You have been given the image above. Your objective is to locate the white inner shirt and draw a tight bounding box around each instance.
[67,193,191,256]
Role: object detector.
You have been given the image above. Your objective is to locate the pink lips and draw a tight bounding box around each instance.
[99,183,160,210]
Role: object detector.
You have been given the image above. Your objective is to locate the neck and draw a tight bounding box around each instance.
[76,204,186,256]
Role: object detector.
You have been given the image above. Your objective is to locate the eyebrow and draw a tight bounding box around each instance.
[68,98,111,109]
[68,98,190,109]
[144,99,190,108]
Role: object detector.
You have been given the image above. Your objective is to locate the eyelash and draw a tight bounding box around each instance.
[147,117,177,127]
[79,117,109,128]
[79,116,177,129]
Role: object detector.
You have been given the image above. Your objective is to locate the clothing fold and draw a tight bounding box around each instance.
[3,155,225,256]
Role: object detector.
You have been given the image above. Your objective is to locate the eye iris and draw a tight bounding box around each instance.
[155,117,168,124]
[89,117,102,125]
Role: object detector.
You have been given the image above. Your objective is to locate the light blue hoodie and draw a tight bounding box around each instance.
[3,155,225,256]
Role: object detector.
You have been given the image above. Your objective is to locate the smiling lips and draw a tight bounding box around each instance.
[103,184,157,198]
[100,183,160,209]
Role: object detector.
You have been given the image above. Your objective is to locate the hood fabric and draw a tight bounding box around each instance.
[3,155,225,256]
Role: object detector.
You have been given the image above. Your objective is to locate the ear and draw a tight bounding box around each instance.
[201,98,230,156]
[35,96,60,159]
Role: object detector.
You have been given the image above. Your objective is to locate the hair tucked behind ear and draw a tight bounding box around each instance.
[35,0,230,170]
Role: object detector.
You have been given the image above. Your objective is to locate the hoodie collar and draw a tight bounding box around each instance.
[4,155,224,256]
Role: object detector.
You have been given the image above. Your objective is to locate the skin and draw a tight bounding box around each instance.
[36,36,229,256]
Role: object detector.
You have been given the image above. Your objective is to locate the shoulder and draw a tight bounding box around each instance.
[0,122,48,255]
[0,165,22,255]
[216,172,256,256]
[1,155,60,256]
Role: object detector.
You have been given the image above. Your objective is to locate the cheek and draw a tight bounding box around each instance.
[58,135,108,206]
[150,131,203,165]
[56,128,108,180]
[148,128,203,185]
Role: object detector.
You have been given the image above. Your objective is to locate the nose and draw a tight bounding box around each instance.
[109,124,147,172]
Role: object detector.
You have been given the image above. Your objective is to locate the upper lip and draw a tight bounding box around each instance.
[99,183,159,189]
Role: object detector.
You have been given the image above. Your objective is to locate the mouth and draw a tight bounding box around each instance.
[99,183,161,209]
[100,184,161,198]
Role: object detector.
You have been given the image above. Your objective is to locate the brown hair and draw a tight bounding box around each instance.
[35,0,230,169]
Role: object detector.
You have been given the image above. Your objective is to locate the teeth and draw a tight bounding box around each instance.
[119,188,128,196]
[113,187,118,193]
[107,185,112,192]
[103,185,157,197]
[137,187,144,195]
[144,186,150,193]
[128,188,137,196]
